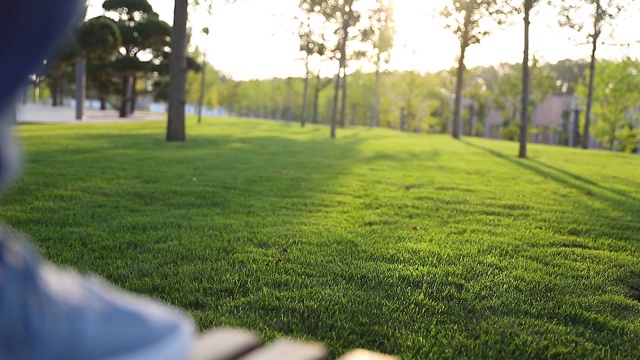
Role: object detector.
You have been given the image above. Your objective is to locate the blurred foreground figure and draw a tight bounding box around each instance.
[0,1,195,359]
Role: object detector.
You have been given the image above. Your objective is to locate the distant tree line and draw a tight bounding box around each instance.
[32,0,639,153]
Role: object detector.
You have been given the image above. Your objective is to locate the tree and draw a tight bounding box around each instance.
[77,16,121,66]
[557,0,624,149]
[196,1,214,125]
[369,0,394,128]
[547,58,589,95]
[518,0,538,158]
[103,0,171,118]
[43,39,79,106]
[472,61,553,141]
[166,0,188,141]
[300,0,379,138]
[576,59,640,152]
[312,75,333,124]
[298,15,327,127]
[76,16,122,119]
[187,61,223,112]
[441,0,509,139]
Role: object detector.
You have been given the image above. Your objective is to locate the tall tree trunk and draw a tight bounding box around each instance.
[312,74,321,124]
[130,75,137,115]
[339,15,349,129]
[350,104,356,126]
[583,37,597,149]
[166,0,188,142]
[277,102,283,120]
[519,1,531,158]
[372,68,381,127]
[301,61,310,127]
[340,70,347,128]
[330,64,341,138]
[75,58,86,121]
[99,95,107,110]
[119,74,129,118]
[198,60,207,124]
[453,40,468,139]
[34,81,40,105]
[51,84,59,107]
[469,103,475,136]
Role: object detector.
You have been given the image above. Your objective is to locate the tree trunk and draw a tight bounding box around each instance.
[51,84,59,107]
[119,74,129,118]
[277,102,283,120]
[198,60,207,124]
[166,0,188,142]
[301,60,310,127]
[519,1,531,158]
[99,95,107,110]
[350,104,356,126]
[330,65,341,138]
[372,68,381,127]
[453,41,467,139]
[469,103,475,136]
[34,81,40,105]
[312,74,321,124]
[583,37,597,149]
[339,15,349,129]
[75,58,86,121]
[340,69,347,128]
[130,75,137,115]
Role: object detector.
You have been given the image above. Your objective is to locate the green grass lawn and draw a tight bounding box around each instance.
[2,117,640,358]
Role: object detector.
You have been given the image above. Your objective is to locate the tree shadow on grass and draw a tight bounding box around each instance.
[527,157,640,203]
[460,139,640,242]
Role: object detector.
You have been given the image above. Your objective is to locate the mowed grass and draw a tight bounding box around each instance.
[2,116,640,358]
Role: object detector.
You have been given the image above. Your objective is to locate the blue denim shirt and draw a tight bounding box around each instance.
[0,0,83,186]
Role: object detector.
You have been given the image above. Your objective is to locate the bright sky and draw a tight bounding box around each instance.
[87,0,640,81]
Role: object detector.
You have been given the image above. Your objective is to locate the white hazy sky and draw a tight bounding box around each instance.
[87,0,639,81]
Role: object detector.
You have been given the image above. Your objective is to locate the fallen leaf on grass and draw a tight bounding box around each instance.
[585,190,593,196]
[405,186,413,191]
[412,226,420,231]
[192,177,198,182]
[282,245,289,253]
[274,258,283,265]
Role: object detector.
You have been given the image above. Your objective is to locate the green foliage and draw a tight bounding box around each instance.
[87,61,121,103]
[557,0,624,43]
[547,59,589,95]
[500,119,520,140]
[102,0,157,23]
[103,0,170,73]
[186,61,229,109]
[4,119,640,358]
[467,61,556,139]
[226,69,456,132]
[440,0,510,47]
[577,59,640,152]
[371,0,394,65]
[102,0,172,115]
[42,38,80,105]
[78,16,122,61]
